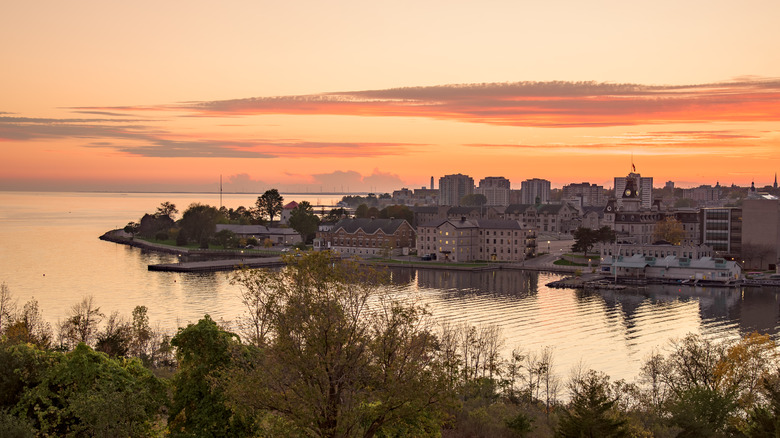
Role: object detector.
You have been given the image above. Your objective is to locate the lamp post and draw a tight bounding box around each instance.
[547,240,551,253]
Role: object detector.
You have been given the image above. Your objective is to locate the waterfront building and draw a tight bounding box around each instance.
[700,207,742,258]
[391,188,414,205]
[316,217,415,256]
[439,173,474,206]
[476,176,511,206]
[412,188,439,205]
[416,217,536,262]
[599,243,740,283]
[520,178,551,204]
[215,224,302,246]
[742,197,780,270]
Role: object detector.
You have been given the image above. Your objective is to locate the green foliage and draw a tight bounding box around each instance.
[355,203,369,218]
[156,201,179,220]
[15,343,166,437]
[379,204,414,223]
[169,315,250,438]
[323,207,350,222]
[180,203,221,246]
[213,229,238,249]
[557,370,630,438]
[459,193,487,207]
[288,201,320,243]
[0,408,35,438]
[0,342,60,409]
[255,189,284,223]
[4,298,52,349]
[227,252,451,437]
[572,226,615,257]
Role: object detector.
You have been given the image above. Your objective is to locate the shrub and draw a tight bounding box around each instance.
[155,232,168,241]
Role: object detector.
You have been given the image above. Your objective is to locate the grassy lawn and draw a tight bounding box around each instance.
[136,237,279,255]
[554,259,590,266]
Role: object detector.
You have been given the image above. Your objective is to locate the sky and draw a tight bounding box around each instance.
[3,0,780,193]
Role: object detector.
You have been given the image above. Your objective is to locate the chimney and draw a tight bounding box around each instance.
[461,216,466,222]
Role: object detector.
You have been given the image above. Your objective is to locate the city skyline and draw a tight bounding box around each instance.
[3,1,780,193]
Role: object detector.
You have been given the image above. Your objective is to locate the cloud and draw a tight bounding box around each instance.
[0,116,417,159]
[308,169,406,193]
[465,129,768,155]
[163,78,780,128]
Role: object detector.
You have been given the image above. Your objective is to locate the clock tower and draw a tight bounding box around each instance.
[620,178,642,212]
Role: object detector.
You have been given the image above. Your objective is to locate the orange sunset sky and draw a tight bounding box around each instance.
[3,1,780,193]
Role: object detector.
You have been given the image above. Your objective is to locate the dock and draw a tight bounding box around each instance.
[148,257,286,272]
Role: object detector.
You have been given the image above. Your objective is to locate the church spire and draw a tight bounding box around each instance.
[774,173,777,189]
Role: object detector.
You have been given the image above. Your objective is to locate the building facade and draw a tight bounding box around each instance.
[562,182,606,207]
[316,218,416,256]
[416,218,536,262]
[439,174,474,206]
[476,176,511,206]
[701,207,742,258]
[520,178,551,204]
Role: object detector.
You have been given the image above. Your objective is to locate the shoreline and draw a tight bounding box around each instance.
[100,230,776,288]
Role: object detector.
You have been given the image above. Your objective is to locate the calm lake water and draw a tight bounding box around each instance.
[2,191,779,383]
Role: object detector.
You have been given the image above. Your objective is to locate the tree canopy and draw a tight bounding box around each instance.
[288,201,320,244]
[255,189,284,223]
[572,226,616,257]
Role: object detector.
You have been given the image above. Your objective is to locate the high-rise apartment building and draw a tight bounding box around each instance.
[614,173,653,209]
[476,176,511,206]
[520,178,551,204]
[562,182,606,207]
[438,174,474,206]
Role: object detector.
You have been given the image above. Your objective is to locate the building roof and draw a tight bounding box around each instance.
[418,218,478,229]
[447,206,480,215]
[283,201,299,210]
[473,219,524,230]
[332,218,409,235]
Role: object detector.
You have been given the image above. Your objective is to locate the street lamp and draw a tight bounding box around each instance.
[547,240,551,253]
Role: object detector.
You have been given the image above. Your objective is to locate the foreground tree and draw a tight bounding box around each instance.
[255,189,284,223]
[60,295,104,348]
[227,252,450,437]
[169,315,251,437]
[557,370,630,438]
[15,344,166,437]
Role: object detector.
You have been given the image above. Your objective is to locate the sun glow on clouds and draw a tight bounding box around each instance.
[3,78,780,191]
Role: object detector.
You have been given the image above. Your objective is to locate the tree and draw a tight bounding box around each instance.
[355,204,370,218]
[169,315,251,437]
[255,189,284,223]
[557,370,630,438]
[460,193,487,207]
[123,221,140,238]
[129,305,153,363]
[155,201,179,219]
[59,295,104,348]
[15,343,166,438]
[226,252,451,438]
[572,226,615,257]
[213,229,237,249]
[288,201,320,244]
[180,203,220,247]
[572,228,599,257]
[0,283,17,336]
[379,205,414,223]
[652,217,685,244]
[322,207,350,222]
[95,311,131,358]
[5,298,52,349]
